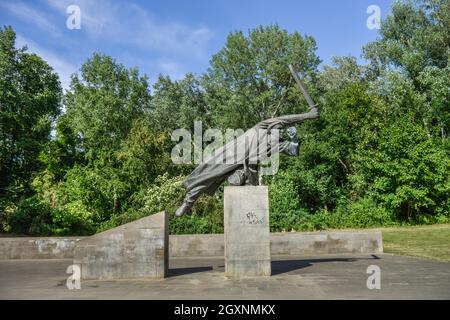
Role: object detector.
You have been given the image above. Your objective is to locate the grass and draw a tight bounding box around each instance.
[381,224,450,262]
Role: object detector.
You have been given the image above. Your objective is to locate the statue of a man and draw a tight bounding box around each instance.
[175,65,320,217]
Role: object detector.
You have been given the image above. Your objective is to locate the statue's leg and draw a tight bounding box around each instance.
[175,185,204,217]
[175,164,239,217]
[245,165,259,185]
[227,169,246,185]
[227,166,259,186]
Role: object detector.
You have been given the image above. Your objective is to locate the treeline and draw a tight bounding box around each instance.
[0,0,449,235]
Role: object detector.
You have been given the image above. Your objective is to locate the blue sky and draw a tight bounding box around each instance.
[1,0,394,90]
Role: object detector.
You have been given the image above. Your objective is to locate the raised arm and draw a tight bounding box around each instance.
[259,65,320,129]
[259,106,319,129]
[275,106,319,126]
[275,65,321,126]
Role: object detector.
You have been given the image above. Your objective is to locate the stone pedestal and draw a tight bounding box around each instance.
[74,211,168,280]
[224,186,271,277]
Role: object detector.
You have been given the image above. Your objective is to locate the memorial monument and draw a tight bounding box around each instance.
[175,65,320,217]
[175,65,320,277]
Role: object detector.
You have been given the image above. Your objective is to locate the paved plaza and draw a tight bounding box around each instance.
[1,253,449,299]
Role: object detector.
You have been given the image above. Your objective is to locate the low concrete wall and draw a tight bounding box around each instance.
[0,230,383,260]
[169,230,383,257]
[270,231,383,255]
[169,234,224,258]
[0,237,83,259]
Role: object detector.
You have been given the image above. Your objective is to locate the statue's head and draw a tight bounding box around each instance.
[287,126,297,138]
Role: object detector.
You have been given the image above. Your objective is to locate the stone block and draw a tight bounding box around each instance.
[73,212,168,280]
[224,186,271,277]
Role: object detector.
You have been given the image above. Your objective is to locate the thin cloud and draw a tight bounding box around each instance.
[157,59,185,80]
[0,1,61,37]
[16,34,76,91]
[42,0,213,58]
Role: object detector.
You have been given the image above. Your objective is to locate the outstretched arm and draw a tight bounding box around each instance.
[275,106,319,126]
[259,104,319,129]
[280,64,320,124]
[275,65,320,126]
[259,65,320,128]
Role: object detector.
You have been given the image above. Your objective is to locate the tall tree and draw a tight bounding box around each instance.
[52,53,157,223]
[63,53,152,163]
[203,25,321,130]
[363,0,449,139]
[151,73,209,133]
[0,26,61,199]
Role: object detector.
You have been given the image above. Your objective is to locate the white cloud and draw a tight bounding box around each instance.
[0,1,61,36]
[42,0,213,58]
[16,35,77,91]
[157,59,185,80]
[3,0,213,84]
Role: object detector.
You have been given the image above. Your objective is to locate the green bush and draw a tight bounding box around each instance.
[170,211,222,234]
[6,196,54,235]
[140,173,186,215]
[323,197,396,229]
[269,196,396,232]
[354,116,450,221]
[99,173,224,234]
[52,200,95,235]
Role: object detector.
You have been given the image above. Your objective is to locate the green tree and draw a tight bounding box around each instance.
[268,83,385,214]
[117,118,172,187]
[318,56,365,93]
[0,26,61,199]
[63,53,151,162]
[151,73,209,134]
[28,53,159,233]
[203,24,321,130]
[353,115,450,221]
[363,0,449,139]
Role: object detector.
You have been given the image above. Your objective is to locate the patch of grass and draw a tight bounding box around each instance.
[381,224,450,262]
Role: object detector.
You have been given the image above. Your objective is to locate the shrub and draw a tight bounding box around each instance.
[51,200,95,235]
[6,196,54,235]
[140,173,186,215]
[99,173,223,234]
[326,197,396,228]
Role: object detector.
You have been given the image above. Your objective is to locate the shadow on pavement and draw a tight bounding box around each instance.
[271,255,382,275]
[271,257,358,275]
[168,266,213,277]
[168,256,380,277]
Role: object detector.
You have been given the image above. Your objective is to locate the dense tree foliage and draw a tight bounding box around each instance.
[203,25,321,130]
[0,27,61,200]
[1,0,449,235]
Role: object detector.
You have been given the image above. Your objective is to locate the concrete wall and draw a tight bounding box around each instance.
[169,230,383,257]
[74,212,168,280]
[169,234,224,258]
[270,231,383,255]
[0,230,383,260]
[0,237,83,259]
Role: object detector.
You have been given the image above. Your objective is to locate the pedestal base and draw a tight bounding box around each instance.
[224,186,271,277]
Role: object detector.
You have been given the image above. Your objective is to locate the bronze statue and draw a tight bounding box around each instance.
[175,65,320,217]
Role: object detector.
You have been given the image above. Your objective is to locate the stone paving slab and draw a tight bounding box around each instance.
[0,254,449,299]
